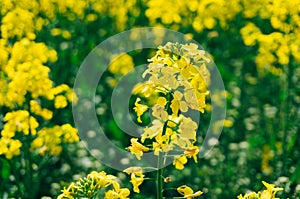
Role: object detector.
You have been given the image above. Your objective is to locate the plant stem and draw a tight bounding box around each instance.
[157,152,163,199]
[23,95,34,199]
[157,91,173,198]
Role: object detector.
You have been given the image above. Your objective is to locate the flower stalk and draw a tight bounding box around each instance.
[157,152,164,199]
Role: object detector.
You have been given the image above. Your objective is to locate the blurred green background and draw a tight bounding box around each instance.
[0,0,299,198]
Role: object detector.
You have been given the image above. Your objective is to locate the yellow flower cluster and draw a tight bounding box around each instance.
[237,181,284,199]
[0,0,79,160]
[129,42,211,170]
[89,0,140,31]
[261,145,274,175]
[0,138,22,159]
[58,171,130,199]
[2,110,39,137]
[109,53,135,76]
[240,0,300,76]
[145,0,242,32]
[0,0,89,40]
[0,110,38,159]
[107,53,135,87]
[0,39,57,107]
[31,124,79,156]
[145,0,300,76]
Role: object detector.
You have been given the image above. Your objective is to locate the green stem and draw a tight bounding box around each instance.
[157,90,173,198]
[6,158,23,197]
[24,138,33,199]
[23,95,35,198]
[157,152,163,199]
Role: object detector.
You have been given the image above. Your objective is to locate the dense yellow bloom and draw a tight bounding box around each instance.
[0,138,22,159]
[30,100,53,120]
[130,43,210,169]
[1,7,36,39]
[54,95,68,109]
[0,39,58,107]
[144,42,210,113]
[2,110,39,137]
[0,0,82,164]
[31,124,79,156]
[145,0,300,77]
[240,0,300,76]
[177,185,203,199]
[146,0,241,31]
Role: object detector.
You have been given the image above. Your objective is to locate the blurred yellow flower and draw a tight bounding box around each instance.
[0,138,22,159]
[108,53,134,76]
[54,95,68,109]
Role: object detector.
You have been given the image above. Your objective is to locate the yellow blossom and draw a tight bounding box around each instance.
[130,174,144,193]
[141,119,164,142]
[54,95,68,109]
[0,138,22,159]
[133,97,149,123]
[127,138,149,160]
[104,181,130,199]
[152,97,168,121]
[184,146,200,163]
[30,100,53,120]
[58,171,129,199]
[177,185,203,199]
[261,181,284,198]
[170,91,188,116]
[123,167,143,176]
[237,181,284,199]
[31,125,79,156]
[2,110,39,137]
[153,132,173,155]
[173,155,187,170]
[123,166,144,193]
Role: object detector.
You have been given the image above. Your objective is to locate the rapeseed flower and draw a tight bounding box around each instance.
[123,167,144,193]
[177,185,203,198]
[127,138,150,160]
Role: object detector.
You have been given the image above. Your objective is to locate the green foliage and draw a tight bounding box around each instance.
[0,0,299,198]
